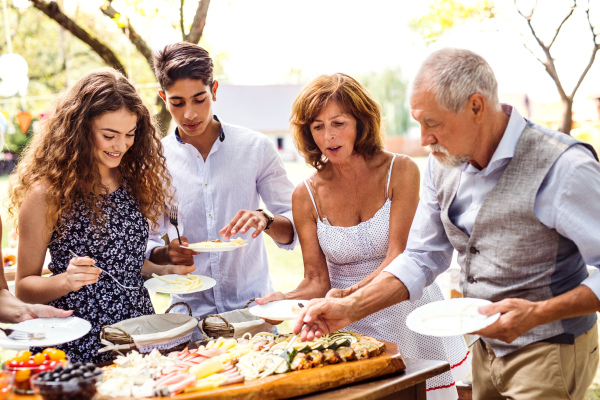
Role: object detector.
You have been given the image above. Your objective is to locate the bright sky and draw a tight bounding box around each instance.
[77,0,600,103]
[198,0,599,102]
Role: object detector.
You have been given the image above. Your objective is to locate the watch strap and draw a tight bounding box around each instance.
[257,209,275,230]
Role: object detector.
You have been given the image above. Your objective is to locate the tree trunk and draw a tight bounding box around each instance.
[154,96,172,137]
[560,98,573,134]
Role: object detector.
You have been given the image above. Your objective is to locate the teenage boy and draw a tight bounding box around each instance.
[147,42,296,329]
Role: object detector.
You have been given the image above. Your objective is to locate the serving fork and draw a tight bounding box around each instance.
[0,326,45,341]
[169,205,183,245]
[67,250,140,290]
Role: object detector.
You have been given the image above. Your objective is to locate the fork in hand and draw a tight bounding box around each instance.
[169,205,183,245]
[0,326,45,341]
[67,250,140,290]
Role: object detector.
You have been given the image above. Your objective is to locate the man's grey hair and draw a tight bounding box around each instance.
[411,48,501,113]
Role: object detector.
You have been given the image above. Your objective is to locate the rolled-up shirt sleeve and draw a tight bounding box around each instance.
[256,138,298,250]
[546,145,600,300]
[383,155,454,301]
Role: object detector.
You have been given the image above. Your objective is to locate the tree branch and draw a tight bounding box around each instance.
[100,1,153,66]
[29,0,126,74]
[548,1,575,48]
[184,0,210,43]
[570,5,599,97]
[518,5,568,99]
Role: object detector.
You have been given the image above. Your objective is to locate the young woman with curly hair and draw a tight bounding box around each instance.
[9,68,195,363]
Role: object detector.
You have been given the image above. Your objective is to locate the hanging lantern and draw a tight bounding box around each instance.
[0,53,29,97]
[16,111,32,133]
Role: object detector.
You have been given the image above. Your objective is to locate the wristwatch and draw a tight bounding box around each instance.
[256,209,275,231]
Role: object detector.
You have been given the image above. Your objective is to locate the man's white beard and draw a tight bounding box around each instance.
[430,144,469,168]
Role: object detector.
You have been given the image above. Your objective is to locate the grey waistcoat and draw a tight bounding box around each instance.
[434,121,598,357]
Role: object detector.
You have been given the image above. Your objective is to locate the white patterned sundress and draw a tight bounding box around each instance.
[304,155,471,400]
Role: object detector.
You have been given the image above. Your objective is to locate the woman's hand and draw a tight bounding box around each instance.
[326,285,358,299]
[255,291,286,305]
[65,256,101,292]
[254,291,286,325]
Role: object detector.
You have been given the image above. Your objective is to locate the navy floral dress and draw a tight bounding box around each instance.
[31,186,154,364]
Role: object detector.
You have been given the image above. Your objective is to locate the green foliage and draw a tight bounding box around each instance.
[409,0,495,43]
[3,117,35,156]
[359,67,412,136]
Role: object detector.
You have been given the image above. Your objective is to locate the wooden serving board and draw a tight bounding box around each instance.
[102,340,406,400]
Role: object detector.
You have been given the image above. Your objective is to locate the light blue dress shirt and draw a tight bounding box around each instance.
[147,117,297,319]
[384,106,600,302]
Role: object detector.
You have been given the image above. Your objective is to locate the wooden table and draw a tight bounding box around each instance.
[7,358,449,400]
[295,358,450,400]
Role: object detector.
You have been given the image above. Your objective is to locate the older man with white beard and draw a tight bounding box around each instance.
[293,48,600,400]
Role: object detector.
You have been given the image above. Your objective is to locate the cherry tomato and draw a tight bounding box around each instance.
[49,350,65,362]
[15,351,31,363]
[16,361,25,368]
[14,369,30,383]
[33,353,46,366]
[41,360,51,366]
[25,360,37,369]
[8,360,18,368]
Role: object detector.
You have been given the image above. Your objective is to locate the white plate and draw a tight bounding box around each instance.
[184,242,248,253]
[0,316,91,350]
[406,298,501,337]
[144,274,216,294]
[248,300,309,321]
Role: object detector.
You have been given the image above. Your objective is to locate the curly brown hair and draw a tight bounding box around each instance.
[8,68,173,232]
[290,73,384,170]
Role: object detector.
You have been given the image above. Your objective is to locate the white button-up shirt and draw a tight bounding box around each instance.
[147,118,297,319]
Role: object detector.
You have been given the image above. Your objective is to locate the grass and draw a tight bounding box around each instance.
[2,160,600,397]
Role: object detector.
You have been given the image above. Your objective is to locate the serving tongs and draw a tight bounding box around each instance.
[280,303,307,360]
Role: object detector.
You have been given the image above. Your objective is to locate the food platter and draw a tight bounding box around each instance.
[0,316,91,349]
[95,332,405,400]
[248,300,309,321]
[144,274,216,294]
[406,297,500,337]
